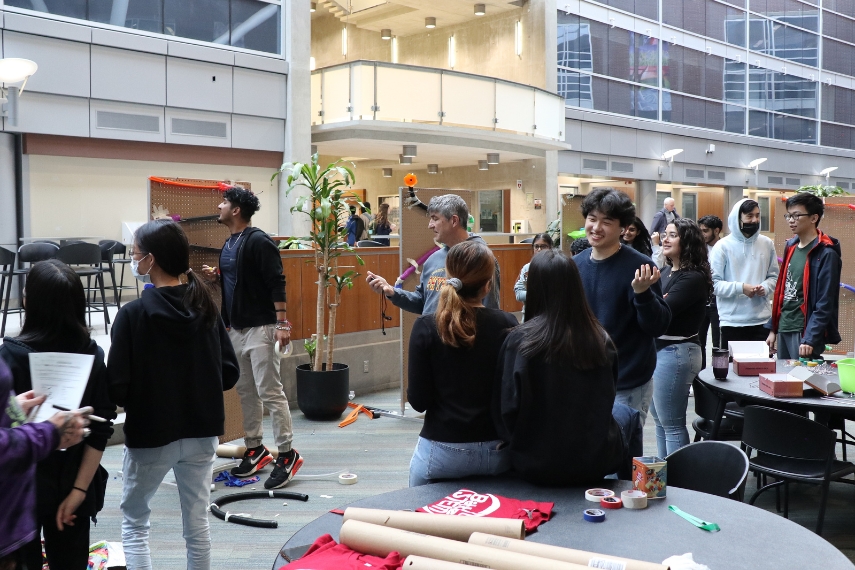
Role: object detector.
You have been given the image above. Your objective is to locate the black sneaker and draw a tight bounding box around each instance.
[264,449,304,489]
[230,445,273,477]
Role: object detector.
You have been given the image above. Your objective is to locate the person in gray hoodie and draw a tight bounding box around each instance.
[709,199,779,348]
[365,194,500,314]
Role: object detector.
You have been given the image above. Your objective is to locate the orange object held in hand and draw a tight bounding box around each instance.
[404,173,417,187]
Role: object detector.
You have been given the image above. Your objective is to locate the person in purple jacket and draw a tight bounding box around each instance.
[0,357,88,569]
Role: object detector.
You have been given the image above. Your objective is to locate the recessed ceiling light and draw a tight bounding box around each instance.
[402,145,417,157]
[474,3,486,16]
[382,168,392,177]
[487,153,499,165]
[381,29,392,40]
[478,160,489,171]
[399,154,412,165]
[310,2,316,12]
[425,17,436,28]
[428,164,439,174]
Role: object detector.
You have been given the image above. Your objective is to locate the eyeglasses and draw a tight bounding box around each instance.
[783,213,811,222]
[533,244,550,251]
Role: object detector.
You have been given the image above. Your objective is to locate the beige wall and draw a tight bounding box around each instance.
[26,155,280,242]
[312,0,552,90]
[329,156,549,234]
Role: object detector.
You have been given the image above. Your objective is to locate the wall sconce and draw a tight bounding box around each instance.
[309,56,316,71]
[448,35,456,68]
[661,148,683,180]
[749,157,767,187]
[341,27,347,57]
[515,21,522,57]
[821,166,838,184]
[391,37,398,63]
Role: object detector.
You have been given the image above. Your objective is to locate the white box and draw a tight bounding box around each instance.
[728,341,769,359]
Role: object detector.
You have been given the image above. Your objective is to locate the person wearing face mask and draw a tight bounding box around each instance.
[709,199,779,349]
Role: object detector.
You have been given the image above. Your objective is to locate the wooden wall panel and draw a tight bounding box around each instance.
[493,244,532,313]
[697,191,724,221]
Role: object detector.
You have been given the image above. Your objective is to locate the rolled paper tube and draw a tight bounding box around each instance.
[403,556,482,569]
[217,444,281,459]
[339,520,588,570]
[342,507,525,541]
[468,532,669,570]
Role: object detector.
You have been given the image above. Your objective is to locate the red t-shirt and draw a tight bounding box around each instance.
[278,534,404,570]
[416,488,553,532]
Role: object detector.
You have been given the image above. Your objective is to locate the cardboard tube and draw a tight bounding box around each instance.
[339,520,588,570]
[217,444,280,459]
[342,507,525,541]
[403,555,481,569]
[468,532,669,570]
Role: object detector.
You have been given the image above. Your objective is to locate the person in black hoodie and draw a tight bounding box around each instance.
[494,249,627,486]
[108,220,239,570]
[0,259,113,570]
[202,185,302,489]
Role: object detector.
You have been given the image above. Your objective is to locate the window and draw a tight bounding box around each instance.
[591,76,659,119]
[822,38,855,76]
[665,93,745,134]
[748,16,818,66]
[682,193,697,221]
[821,85,855,126]
[6,0,86,18]
[758,196,770,232]
[823,11,855,45]
[656,191,672,211]
[89,0,162,33]
[748,109,816,144]
[821,122,855,150]
[749,0,819,32]
[748,66,818,119]
[663,0,746,47]
[478,191,503,233]
[595,0,658,20]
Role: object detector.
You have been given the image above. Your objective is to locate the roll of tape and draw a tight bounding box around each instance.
[583,508,606,523]
[600,496,623,509]
[621,489,648,510]
[585,488,615,502]
[338,473,358,485]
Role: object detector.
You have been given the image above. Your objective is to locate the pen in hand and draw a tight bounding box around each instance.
[52,404,107,423]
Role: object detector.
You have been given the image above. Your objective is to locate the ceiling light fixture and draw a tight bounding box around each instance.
[478,160,489,171]
[402,144,417,157]
[487,153,500,165]
[399,154,412,165]
[661,148,684,162]
[748,158,767,187]
[474,3,486,16]
[381,29,392,40]
[382,168,392,177]
[310,2,316,12]
[425,17,436,29]
[428,164,439,174]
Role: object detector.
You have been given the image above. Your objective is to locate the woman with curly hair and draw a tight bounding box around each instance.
[650,218,711,457]
[622,217,653,259]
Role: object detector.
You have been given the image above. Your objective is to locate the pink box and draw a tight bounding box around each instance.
[733,358,776,376]
[759,373,803,397]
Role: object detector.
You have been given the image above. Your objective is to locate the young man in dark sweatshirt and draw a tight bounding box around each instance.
[574,188,671,427]
[201,186,303,489]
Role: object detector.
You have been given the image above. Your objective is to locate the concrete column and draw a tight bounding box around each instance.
[545,150,558,225]
[280,0,312,238]
[723,186,745,234]
[636,179,658,230]
[0,134,16,254]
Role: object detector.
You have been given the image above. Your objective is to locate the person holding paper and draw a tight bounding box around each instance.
[0,259,115,570]
[108,220,239,570]
[0,357,89,570]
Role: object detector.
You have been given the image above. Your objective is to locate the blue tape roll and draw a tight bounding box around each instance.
[583,508,606,523]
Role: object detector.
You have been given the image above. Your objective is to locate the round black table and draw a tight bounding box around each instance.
[272,478,854,569]
[698,361,855,423]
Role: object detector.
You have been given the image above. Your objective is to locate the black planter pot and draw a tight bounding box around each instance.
[296,363,349,420]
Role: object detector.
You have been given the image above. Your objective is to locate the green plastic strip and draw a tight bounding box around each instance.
[668,505,721,532]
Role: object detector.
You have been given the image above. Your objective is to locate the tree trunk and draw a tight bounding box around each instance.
[326,258,339,370]
[314,247,326,372]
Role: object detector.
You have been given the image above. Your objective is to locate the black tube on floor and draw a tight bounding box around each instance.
[210,490,309,529]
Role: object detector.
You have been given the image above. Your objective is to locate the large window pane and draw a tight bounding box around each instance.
[558,15,593,71]
[5,0,86,18]
[230,0,280,53]
[749,0,818,32]
[821,122,854,150]
[821,84,855,126]
[664,0,746,47]
[164,0,229,43]
[89,0,162,33]
[666,92,745,133]
[748,109,816,143]
[591,76,659,119]
[595,0,658,20]
[748,66,817,118]
[823,0,855,18]
[822,38,855,76]
[558,69,593,109]
[665,44,746,103]
[585,20,661,87]
[823,12,855,45]
[748,16,818,66]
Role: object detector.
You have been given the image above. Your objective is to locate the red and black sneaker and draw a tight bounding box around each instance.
[230,445,273,477]
[264,449,304,489]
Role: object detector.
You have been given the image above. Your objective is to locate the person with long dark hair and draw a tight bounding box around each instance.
[622,217,653,259]
[649,219,710,457]
[108,220,239,569]
[372,202,394,246]
[0,260,115,570]
[407,241,518,486]
[513,233,553,319]
[495,250,626,485]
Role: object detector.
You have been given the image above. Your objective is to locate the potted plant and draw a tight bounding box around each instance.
[273,154,363,420]
[798,184,849,198]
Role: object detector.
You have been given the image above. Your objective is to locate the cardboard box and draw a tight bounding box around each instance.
[759,373,804,397]
[728,341,769,359]
[632,456,667,499]
[733,358,777,376]
[787,366,841,395]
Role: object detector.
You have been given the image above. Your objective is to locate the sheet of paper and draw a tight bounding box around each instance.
[28,352,94,423]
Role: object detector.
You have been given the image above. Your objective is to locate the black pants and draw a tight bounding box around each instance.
[720,324,769,350]
[698,303,721,370]
[21,512,90,570]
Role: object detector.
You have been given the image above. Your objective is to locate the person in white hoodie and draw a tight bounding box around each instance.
[710,198,779,349]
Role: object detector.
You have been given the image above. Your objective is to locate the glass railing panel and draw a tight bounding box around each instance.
[322,66,352,124]
[351,62,376,120]
[311,71,323,126]
[535,88,563,139]
[441,73,496,130]
[375,65,441,124]
[496,81,535,135]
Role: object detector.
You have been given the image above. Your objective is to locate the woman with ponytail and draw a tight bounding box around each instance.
[407,241,518,486]
[108,219,239,569]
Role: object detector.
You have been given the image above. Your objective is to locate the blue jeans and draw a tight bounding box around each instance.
[121,437,218,570]
[650,342,702,458]
[409,437,511,487]
[615,378,654,427]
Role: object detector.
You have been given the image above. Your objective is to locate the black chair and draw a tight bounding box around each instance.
[665,441,750,501]
[10,242,60,331]
[520,237,534,244]
[99,240,137,307]
[0,246,15,337]
[356,240,386,247]
[691,378,743,442]
[55,243,110,334]
[743,405,855,535]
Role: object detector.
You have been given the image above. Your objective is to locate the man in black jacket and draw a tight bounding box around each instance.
[203,186,303,489]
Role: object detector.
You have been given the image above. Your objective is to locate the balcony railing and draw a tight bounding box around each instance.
[311,60,565,142]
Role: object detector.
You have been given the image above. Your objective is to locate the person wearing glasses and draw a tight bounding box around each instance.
[766,193,841,359]
[709,199,779,348]
[514,233,553,320]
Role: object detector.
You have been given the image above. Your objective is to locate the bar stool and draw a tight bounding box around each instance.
[99,240,137,307]
[10,242,60,333]
[0,246,16,337]
[55,243,110,334]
